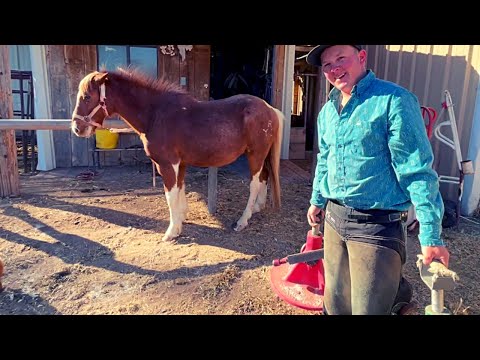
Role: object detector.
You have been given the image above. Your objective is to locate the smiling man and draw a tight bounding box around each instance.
[306,45,449,315]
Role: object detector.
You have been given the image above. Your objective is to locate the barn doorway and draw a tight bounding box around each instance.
[209,45,274,176]
[209,45,274,102]
[289,46,319,172]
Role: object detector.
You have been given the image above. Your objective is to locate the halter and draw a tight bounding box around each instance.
[74,83,109,128]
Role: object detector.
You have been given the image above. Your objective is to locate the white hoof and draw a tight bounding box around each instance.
[162,224,181,242]
[162,233,177,242]
[233,221,247,232]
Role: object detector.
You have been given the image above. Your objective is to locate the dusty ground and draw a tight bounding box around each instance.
[0,159,478,315]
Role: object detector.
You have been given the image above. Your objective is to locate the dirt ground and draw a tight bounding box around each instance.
[0,159,478,315]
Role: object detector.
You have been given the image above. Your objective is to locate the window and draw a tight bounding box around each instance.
[97,45,158,78]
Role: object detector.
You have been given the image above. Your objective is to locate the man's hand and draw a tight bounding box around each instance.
[307,204,325,227]
[421,245,450,268]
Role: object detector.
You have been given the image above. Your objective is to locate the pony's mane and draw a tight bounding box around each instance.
[111,67,187,95]
[80,72,98,94]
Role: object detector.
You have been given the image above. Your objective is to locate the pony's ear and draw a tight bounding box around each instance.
[94,72,109,84]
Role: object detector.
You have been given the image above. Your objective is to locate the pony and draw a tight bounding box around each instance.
[71,68,284,242]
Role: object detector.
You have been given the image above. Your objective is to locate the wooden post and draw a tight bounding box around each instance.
[208,167,218,214]
[0,45,20,197]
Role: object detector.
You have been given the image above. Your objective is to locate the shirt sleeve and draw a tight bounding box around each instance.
[310,109,328,208]
[387,90,445,247]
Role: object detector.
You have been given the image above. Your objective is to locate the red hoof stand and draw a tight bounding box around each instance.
[270,229,325,311]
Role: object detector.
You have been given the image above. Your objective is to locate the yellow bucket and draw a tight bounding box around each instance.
[95,129,119,149]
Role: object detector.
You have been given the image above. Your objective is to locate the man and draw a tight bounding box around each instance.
[306,45,450,315]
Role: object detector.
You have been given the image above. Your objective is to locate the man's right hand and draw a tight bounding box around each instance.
[307,204,325,227]
[421,245,450,268]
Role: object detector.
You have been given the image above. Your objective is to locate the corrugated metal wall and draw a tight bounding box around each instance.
[365,45,480,203]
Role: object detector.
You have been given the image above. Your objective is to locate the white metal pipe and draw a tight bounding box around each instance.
[445,90,464,171]
[431,289,445,313]
[434,122,456,151]
[439,175,460,184]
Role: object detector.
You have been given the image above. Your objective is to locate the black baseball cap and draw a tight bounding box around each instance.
[306,45,363,67]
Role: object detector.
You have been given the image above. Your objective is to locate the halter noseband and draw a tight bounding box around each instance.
[74,83,109,128]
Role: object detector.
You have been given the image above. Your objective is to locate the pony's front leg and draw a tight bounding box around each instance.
[157,162,183,242]
[163,186,183,242]
[234,170,262,232]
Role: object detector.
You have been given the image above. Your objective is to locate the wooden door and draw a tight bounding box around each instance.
[158,45,211,101]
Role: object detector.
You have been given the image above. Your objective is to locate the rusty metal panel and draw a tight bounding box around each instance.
[365,45,479,203]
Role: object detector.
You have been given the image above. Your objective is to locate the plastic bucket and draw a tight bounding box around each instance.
[95,129,119,149]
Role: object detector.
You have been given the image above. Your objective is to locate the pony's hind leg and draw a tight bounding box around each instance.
[178,163,188,222]
[252,167,269,213]
[252,181,267,213]
[234,168,262,232]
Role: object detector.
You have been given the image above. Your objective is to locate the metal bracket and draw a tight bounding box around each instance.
[417,255,459,315]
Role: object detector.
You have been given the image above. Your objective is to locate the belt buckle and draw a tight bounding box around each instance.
[388,213,401,222]
[388,212,408,222]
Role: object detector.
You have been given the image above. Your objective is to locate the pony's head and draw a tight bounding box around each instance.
[71,71,109,137]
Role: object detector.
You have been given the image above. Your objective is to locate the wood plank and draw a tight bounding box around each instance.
[280,160,310,182]
[68,45,94,166]
[193,45,216,212]
[271,45,285,109]
[289,142,306,160]
[0,45,20,197]
[159,46,180,84]
[47,46,72,167]
[179,45,190,93]
[193,45,211,100]
[64,45,84,65]
[187,46,196,96]
[290,127,306,143]
[85,45,97,73]
[295,46,315,53]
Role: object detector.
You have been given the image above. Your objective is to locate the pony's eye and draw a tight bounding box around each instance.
[84,95,91,101]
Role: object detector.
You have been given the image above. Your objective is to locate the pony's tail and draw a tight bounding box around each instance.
[267,107,284,209]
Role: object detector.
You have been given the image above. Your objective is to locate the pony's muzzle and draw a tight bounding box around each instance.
[72,123,81,135]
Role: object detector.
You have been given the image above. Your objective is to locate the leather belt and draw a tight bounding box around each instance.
[328,200,408,223]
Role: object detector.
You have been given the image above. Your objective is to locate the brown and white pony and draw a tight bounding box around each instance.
[71,69,284,242]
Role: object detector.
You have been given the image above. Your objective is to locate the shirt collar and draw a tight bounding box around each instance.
[328,70,376,100]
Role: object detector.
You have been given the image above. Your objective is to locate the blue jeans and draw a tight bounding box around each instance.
[323,200,408,315]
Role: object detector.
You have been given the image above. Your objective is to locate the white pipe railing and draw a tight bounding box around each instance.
[0,119,130,131]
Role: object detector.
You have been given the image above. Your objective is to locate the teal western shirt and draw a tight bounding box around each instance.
[310,70,444,247]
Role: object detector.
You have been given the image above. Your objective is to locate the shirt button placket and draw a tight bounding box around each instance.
[339,143,345,194]
[338,113,346,196]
